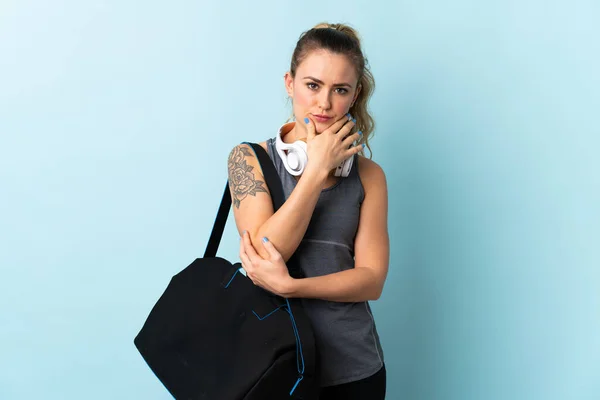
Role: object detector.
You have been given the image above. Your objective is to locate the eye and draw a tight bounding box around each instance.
[307,82,319,90]
[335,88,349,95]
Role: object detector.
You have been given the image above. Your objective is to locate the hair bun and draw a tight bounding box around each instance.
[312,22,361,45]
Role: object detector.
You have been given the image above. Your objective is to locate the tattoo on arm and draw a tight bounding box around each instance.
[227,146,268,209]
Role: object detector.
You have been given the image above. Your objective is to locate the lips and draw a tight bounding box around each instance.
[312,114,332,122]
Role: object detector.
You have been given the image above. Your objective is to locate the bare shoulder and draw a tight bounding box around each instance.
[227,141,269,159]
[227,141,269,167]
[226,142,271,209]
[357,155,387,194]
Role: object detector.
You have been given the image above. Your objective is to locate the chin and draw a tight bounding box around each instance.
[315,120,336,133]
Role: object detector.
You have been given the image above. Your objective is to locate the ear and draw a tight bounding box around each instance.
[284,71,294,98]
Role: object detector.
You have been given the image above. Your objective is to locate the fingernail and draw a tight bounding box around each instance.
[352,118,356,124]
[347,113,352,120]
[262,237,269,243]
[358,131,363,136]
[362,144,366,148]
[304,117,309,124]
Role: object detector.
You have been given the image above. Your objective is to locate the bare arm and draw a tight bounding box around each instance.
[229,115,361,261]
[227,143,328,261]
[284,157,390,302]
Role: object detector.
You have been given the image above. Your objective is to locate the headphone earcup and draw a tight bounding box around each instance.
[334,155,354,177]
[287,141,308,175]
[275,129,308,176]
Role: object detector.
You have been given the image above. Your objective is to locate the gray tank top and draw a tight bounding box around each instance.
[266,138,384,387]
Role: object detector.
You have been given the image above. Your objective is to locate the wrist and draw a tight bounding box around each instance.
[280,277,300,298]
[303,164,329,185]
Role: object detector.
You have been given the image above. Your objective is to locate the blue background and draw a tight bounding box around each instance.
[1,1,598,399]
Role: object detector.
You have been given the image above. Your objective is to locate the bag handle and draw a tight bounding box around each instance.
[204,142,285,258]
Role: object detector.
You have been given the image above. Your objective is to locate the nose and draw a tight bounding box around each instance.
[317,90,332,111]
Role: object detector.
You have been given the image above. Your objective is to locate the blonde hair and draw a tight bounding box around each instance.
[288,22,376,158]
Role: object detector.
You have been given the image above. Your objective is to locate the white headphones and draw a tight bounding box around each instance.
[275,123,354,177]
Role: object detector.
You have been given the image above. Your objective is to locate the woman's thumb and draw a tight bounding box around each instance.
[303,115,316,141]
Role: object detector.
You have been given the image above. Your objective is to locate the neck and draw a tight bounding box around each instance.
[284,122,307,144]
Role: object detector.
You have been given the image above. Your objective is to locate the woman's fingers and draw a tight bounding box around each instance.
[341,130,363,148]
[239,232,256,277]
[307,113,352,141]
[241,231,266,286]
[326,114,353,136]
[347,143,365,157]
[239,244,252,273]
[261,237,282,262]
[242,231,260,263]
[333,116,356,140]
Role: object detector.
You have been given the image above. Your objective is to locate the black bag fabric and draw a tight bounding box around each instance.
[134,143,318,399]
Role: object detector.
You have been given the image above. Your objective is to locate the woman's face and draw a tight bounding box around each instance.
[285,49,360,135]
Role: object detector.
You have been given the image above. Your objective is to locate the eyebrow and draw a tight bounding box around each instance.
[303,76,352,88]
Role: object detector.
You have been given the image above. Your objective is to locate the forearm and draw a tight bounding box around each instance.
[251,167,327,261]
[285,267,384,302]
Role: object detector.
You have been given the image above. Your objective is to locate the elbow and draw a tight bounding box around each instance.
[281,251,294,263]
[251,228,296,262]
[247,224,268,248]
[248,231,269,258]
[369,289,382,301]
[249,230,294,261]
[360,286,382,302]
[369,281,385,301]
[249,230,262,246]
[359,267,384,301]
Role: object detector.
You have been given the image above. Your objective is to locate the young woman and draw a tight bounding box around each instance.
[227,22,389,400]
